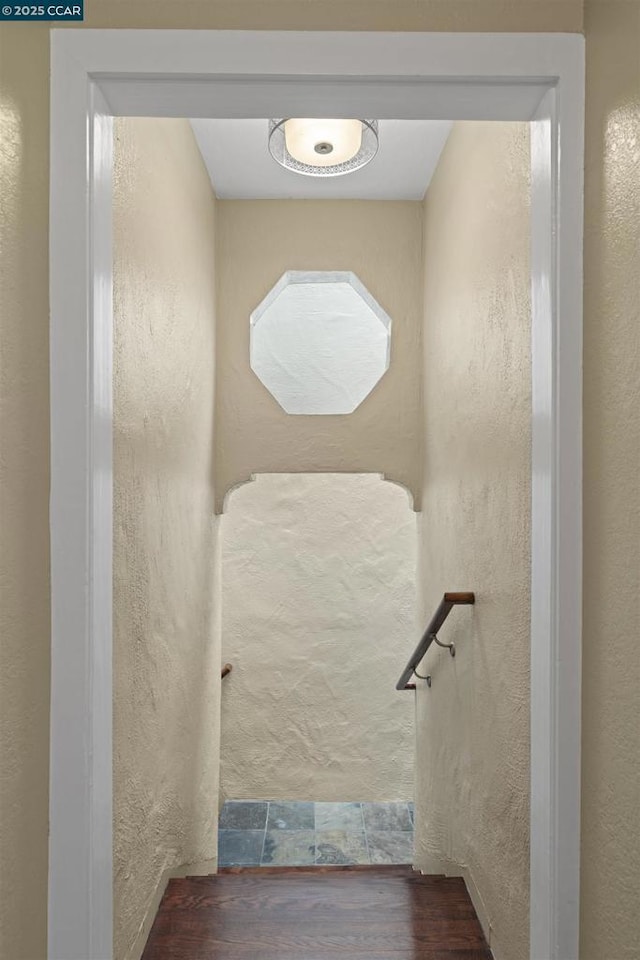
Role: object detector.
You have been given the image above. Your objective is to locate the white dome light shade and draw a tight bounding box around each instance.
[268,118,379,177]
[284,118,362,167]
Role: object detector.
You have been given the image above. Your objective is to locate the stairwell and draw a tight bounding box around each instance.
[141,865,492,959]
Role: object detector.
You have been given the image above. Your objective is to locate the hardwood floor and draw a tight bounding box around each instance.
[141,865,493,959]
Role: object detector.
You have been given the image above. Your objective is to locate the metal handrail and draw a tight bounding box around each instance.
[396,592,475,691]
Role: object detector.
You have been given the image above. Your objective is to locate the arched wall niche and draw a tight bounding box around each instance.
[219,471,416,514]
[219,472,418,801]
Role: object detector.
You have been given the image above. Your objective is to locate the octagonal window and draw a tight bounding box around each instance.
[250,271,391,415]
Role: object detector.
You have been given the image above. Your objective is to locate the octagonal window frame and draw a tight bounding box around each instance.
[249,270,392,416]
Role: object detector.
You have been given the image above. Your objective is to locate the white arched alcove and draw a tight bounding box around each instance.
[220,473,416,801]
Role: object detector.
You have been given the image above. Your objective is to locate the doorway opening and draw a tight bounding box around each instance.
[49,29,584,960]
[111,112,532,955]
[111,109,533,948]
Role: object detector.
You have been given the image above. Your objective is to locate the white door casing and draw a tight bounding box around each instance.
[49,29,584,960]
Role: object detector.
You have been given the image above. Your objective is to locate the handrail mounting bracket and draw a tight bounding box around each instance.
[433,633,455,657]
[396,592,474,691]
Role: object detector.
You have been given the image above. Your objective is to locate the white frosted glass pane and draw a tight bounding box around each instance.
[250,271,391,415]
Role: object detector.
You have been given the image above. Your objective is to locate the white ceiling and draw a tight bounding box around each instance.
[190,119,453,200]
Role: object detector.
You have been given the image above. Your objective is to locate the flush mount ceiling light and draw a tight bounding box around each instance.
[268,118,379,177]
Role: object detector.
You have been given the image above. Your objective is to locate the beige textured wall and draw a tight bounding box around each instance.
[415,122,531,960]
[215,200,424,512]
[6,2,640,958]
[581,2,640,958]
[220,473,416,802]
[112,117,220,960]
[0,29,50,960]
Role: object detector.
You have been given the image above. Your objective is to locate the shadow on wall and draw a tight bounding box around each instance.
[219,473,418,804]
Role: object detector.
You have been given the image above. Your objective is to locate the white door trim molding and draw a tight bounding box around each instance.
[49,29,584,960]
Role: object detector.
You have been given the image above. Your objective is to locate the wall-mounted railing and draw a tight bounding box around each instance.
[396,592,475,691]
[221,663,233,680]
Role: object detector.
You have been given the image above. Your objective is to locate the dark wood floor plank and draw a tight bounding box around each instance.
[142,866,492,960]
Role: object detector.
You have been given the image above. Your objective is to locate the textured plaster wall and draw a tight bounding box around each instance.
[0,29,50,960]
[220,474,416,802]
[6,2,640,958]
[581,3,640,957]
[415,122,531,960]
[215,201,424,512]
[112,118,221,960]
